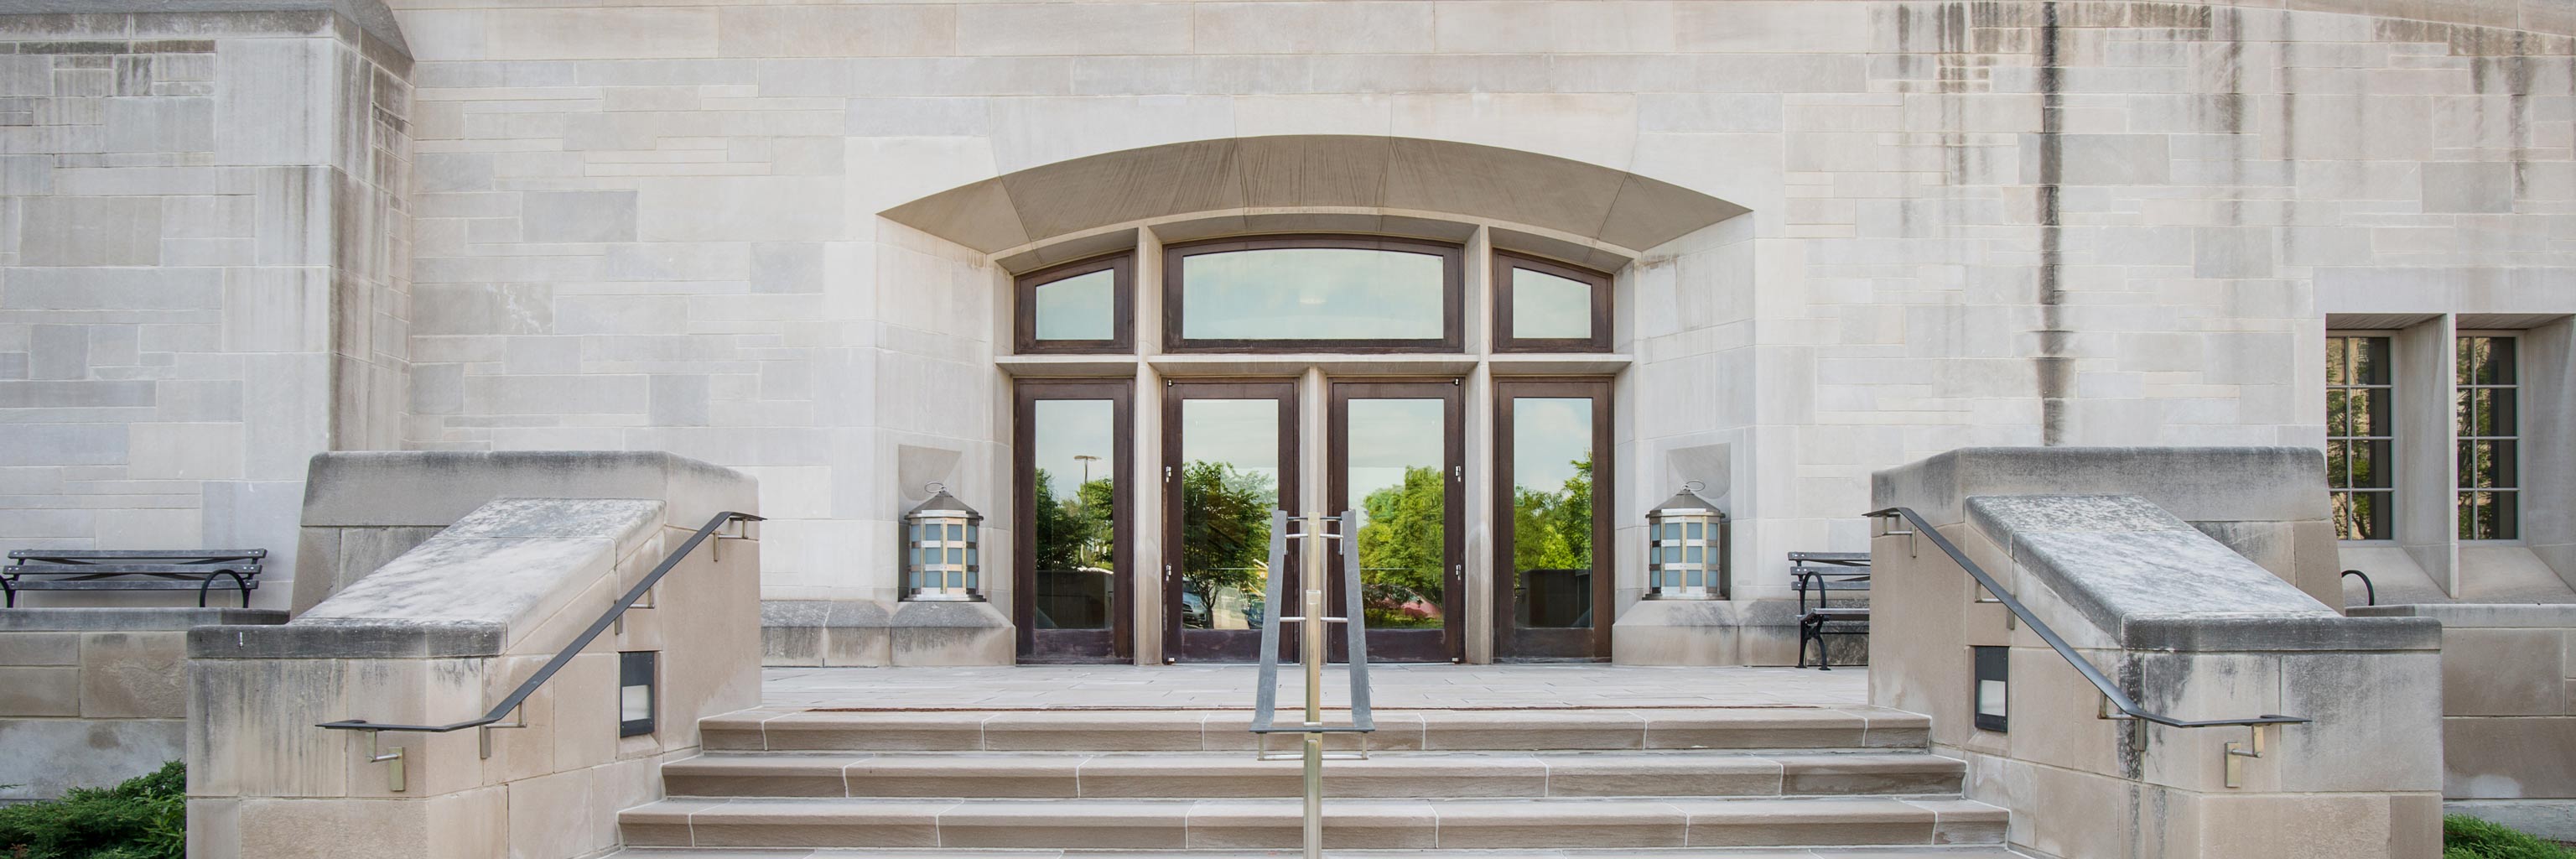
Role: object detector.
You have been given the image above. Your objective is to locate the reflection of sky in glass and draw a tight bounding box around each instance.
[1182,399,1279,487]
[1034,269,1114,341]
[1512,268,1592,340]
[1513,398,1592,491]
[1182,248,1444,340]
[1032,399,1114,502]
[1347,399,1444,522]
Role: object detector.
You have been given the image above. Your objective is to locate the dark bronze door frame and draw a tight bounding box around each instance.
[1014,380,1134,664]
[1327,379,1464,664]
[1493,378,1616,661]
[1162,378,1301,663]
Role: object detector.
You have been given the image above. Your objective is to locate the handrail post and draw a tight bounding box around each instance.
[1300,513,1327,859]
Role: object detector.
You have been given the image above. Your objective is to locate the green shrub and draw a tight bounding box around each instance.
[2446,814,2576,859]
[0,762,184,859]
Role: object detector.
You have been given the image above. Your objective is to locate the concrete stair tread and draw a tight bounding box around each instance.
[662,751,1968,799]
[702,707,1930,752]
[609,849,2029,857]
[620,795,2006,851]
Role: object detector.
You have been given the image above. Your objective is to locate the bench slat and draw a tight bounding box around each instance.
[8,549,264,560]
[8,580,257,591]
[8,565,262,575]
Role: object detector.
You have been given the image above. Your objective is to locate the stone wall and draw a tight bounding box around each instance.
[2355,602,2576,841]
[1872,448,2445,859]
[0,607,283,801]
[0,3,413,610]
[374,0,2574,638]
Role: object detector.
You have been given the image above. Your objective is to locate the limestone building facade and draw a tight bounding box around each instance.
[2,0,2571,666]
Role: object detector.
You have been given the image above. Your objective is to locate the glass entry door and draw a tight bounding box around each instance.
[1494,379,1613,660]
[1328,381,1462,663]
[1162,380,1301,663]
[1015,381,1132,663]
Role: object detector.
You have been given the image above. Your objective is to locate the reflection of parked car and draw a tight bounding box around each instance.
[1181,591,1210,628]
[1180,586,1265,630]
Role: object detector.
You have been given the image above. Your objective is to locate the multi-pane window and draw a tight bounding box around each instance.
[2327,336,2394,539]
[1164,236,1464,352]
[1015,254,1133,354]
[2458,336,2519,540]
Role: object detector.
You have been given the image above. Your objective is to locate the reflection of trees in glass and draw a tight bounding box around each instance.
[1357,466,1446,628]
[1514,454,1593,571]
[1180,461,1275,596]
[1031,469,1114,572]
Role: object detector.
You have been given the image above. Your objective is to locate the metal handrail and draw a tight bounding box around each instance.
[1864,506,2306,730]
[318,510,761,739]
[1247,509,1375,859]
[2341,569,2376,607]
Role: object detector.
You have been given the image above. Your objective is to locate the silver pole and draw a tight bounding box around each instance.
[1301,513,1327,859]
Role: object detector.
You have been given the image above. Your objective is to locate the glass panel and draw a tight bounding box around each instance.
[2355,336,2390,385]
[1347,398,1447,630]
[1511,268,1592,340]
[1685,521,1702,540]
[621,683,652,722]
[1511,398,1595,628]
[1181,247,1445,341]
[2353,440,2389,488]
[2334,490,2391,540]
[1032,268,1115,341]
[1030,398,1116,630]
[947,523,963,541]
[1178,398,1280,631]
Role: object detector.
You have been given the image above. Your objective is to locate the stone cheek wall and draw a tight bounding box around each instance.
[2355,603,2576,841]
[189,470,761,859]
[0,8,412,608]
[1872,449,2444,859]
[0,607,284,800]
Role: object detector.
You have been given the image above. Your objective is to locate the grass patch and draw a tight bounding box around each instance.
[0,762,184,859]
[2449,814,2576,859]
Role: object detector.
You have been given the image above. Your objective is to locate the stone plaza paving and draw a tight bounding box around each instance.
[758,664,1871,711]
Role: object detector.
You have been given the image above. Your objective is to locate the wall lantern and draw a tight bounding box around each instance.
[1973,646,2009,732]
[1644,481,1728,600]
[619,651,657,737]
[903,482,985,602]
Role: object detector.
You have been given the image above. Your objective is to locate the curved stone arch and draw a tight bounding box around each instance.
[879,135,1749,267]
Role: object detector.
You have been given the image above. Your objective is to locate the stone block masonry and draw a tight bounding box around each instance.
[0,607,285,801]
[0,3,413,613]
[2355,603,2576,841]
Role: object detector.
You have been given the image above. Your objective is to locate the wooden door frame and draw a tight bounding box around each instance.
[1492,377,1617,660]
[1161,377,1302,663]
[1013,379,1135,663]
[1327,378,1465,663]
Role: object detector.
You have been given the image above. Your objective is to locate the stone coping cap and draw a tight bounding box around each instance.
[1872,446,2329,526]
[188,620,506,659]
[2122,613,2443,652]
[301,450,752,528]
[0,607,287,632]
[2351,603,2576,627]
[1970,495,2332,627]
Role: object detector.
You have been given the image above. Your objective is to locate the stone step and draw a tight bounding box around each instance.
[607,848,2032,858]
[620,795,2006,851]
[700,707,1929,752]
[662,751,1966,799]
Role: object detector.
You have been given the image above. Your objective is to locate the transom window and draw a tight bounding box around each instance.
[1164,236,1462,352]
[1493,252,1611,352]
[2327,335,2392,540]
[1015,254,1132,354]
[2457,335,2519,540]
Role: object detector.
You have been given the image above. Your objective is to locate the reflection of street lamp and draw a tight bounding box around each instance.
[1072,454,1100,485]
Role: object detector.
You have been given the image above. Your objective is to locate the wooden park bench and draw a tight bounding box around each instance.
[3,549,267,607]
[1790,550,1871,669]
